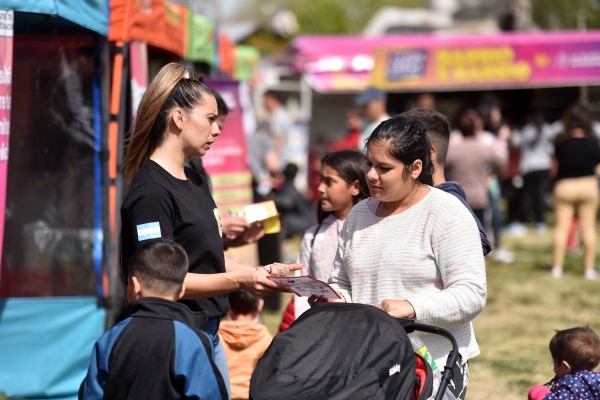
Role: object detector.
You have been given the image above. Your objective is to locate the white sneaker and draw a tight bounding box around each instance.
[534,223,547,236]
[585,269,598,280]
[492,248,515,264]
[505,223,526,237]
[550,266,563,278]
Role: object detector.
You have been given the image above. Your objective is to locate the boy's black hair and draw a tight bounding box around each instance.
[228,290,260,315]
[283,163,298,181]
[549,325,600,373]
[127,239,189,297]
[399,108,451,166]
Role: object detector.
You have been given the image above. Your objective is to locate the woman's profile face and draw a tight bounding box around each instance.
[179,95,220,157]
[365,139,418,205]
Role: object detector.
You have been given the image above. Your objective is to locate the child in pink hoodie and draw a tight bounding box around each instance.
[528,326,600,400]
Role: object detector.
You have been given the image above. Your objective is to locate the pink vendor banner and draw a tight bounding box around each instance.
[0,10,12,277]
[372,32,600,90]
[202,78,252,211]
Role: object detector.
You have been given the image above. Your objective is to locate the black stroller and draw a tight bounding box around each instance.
[250,303,459,400]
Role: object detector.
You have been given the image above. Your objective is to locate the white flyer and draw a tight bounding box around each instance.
[268,275,342,299]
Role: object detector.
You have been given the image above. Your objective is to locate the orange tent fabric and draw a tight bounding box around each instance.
[109,0,187,57]
[218,32,235,76]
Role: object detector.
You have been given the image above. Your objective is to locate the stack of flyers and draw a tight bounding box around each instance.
[229,200,280,234]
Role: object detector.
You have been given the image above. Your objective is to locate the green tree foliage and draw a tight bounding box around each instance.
[531,0,600,29]
[252,0,427,35]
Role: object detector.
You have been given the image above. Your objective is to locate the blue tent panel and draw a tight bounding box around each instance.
[0,297,105,399]
[0,0,109,36]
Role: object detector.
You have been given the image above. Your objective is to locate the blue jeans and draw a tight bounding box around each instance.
[205,316,231,399]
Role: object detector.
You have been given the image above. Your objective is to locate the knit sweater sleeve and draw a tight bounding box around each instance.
[406,202,487,329]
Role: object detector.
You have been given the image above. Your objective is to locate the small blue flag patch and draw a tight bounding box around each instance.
[137,222,162,241]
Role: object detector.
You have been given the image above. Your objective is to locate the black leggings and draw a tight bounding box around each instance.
[518,169,550,224]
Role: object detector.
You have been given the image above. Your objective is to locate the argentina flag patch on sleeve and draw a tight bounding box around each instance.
[137,222,162,241]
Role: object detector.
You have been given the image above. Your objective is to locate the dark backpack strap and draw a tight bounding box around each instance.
[310,223,323,249]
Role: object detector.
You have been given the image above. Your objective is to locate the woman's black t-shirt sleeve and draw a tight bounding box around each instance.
[120,183,175,280]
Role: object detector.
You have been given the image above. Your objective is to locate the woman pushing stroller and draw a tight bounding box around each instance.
[310,115,487,399]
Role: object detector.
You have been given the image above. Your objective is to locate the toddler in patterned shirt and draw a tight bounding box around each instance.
[528,325,600,400]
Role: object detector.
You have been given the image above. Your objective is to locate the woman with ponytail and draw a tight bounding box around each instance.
[120,63,301,394]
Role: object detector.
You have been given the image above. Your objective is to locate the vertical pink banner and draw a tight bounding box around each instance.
[0,10,13,274]
[202,78,253,210]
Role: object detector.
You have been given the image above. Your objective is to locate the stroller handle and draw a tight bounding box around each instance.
[397,318,459,400]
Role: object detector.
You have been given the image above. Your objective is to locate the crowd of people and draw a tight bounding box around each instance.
[77,63,600,400]
[325,87,600,275]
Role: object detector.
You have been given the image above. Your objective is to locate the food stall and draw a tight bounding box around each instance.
[287,31,600,144]
[0,1,240,398]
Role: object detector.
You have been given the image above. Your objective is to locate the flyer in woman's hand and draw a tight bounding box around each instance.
[268,275,342,299]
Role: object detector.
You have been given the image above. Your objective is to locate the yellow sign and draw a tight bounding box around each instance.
[435,46,531,83]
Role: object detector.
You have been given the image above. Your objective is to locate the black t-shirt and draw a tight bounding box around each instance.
[120,160,228,318]
[555,136,600,181]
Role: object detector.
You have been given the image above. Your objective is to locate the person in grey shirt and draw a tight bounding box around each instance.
[263,90,292,166]
[353,86,390,149]
[247,121,280,197]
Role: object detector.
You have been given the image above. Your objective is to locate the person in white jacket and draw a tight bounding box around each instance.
[507,112,557,236]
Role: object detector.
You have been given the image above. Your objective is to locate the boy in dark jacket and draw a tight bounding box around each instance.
[79,239,228,400]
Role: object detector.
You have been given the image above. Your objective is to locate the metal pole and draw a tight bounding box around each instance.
[105,41,129,328]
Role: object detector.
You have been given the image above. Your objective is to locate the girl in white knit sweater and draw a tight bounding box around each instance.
[310,116,487,400]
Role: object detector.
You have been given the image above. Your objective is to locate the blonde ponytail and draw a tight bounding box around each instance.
[123,63,188,181]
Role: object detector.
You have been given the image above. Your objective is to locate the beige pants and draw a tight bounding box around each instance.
[553,176,599,268]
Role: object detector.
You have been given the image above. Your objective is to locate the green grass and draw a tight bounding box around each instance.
[261,293,292,335]
[260,224,600,399]
[468,229,600,399]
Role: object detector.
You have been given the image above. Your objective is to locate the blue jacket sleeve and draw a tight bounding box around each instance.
[78,320,129,400]
[173,321,228,400]
[79,344,105,400]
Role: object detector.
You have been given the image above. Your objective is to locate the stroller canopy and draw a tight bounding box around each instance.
[250,303,417,400]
